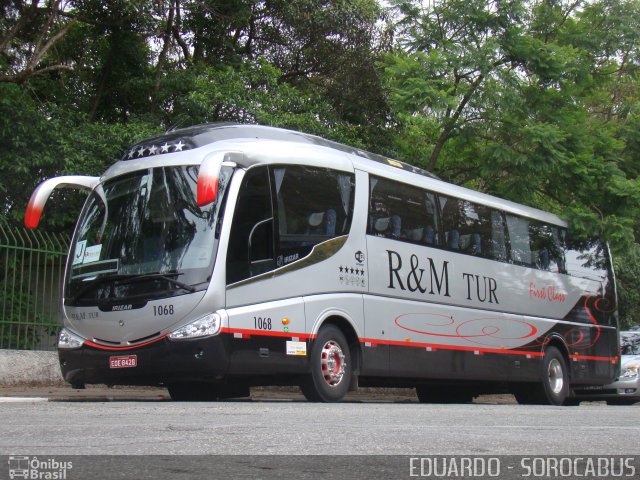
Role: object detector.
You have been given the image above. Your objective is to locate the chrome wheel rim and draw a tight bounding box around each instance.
[548,358,564,394]
[321,340,346,387]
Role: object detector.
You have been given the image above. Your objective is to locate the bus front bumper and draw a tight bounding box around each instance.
[58,334,231,387]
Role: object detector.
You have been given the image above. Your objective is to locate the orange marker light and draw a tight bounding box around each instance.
[282,318,290,325]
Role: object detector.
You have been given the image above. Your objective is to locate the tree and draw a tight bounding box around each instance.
[615,243,640,330]
[382,0,640,249]
[0,0,75,84]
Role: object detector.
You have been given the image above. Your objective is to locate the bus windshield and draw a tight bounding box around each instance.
[65,165,230,306]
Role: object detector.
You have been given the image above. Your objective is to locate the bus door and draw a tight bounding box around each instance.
[224,165,306,373]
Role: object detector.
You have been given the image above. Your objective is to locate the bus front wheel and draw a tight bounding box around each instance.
[301,325,352,402]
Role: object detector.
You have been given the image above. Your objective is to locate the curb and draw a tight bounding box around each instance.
[0,350,65,386]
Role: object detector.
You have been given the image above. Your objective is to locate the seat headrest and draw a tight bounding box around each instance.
[308,212,325,227]
[406,228,423,242]
[374,217,390,232]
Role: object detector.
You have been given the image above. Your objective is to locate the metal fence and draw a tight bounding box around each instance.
[0,220,69,351]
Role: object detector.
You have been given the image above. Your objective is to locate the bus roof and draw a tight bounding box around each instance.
[124,123,439,179]
[122,123,567,227]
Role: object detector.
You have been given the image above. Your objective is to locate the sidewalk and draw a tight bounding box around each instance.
[0,385,417,402]
[0,384,523,404]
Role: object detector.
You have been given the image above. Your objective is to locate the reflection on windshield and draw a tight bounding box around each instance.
[66,166,230,305]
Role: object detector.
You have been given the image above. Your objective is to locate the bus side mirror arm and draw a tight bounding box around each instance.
[25,175,100,229]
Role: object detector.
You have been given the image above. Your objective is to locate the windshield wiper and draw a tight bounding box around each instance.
[68,271,195,304]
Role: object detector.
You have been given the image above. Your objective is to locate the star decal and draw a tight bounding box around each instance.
[122,139,190,160]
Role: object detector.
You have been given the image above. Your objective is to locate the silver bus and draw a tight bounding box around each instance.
[26,124,619,404]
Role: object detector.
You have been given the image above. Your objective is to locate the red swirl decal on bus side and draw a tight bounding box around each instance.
[579,295,601,348]
[563,327,586,348]
[394,313,538,348]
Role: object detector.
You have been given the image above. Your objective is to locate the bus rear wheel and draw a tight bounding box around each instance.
[513,346,569,405]
[301,325,352,402]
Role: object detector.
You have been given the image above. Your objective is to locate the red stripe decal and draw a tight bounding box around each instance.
[358,337,615,362]
[221,327,315,340]
[360,337,544,357]
[569,354,616,362]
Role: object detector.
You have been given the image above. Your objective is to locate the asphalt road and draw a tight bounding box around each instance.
[1,393,638,456]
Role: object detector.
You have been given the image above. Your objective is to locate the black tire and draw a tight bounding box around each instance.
[167,382,249,401]
[513,346,569,405]
[416,386,475,404]
[511,346,573,406]
[511,383,536,405]
[301,325,352,402]
[540,346,569,405]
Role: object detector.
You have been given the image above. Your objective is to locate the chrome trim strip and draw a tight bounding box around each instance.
[227,236,348,290]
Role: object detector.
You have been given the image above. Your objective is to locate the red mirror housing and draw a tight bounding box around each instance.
[25,176,100,229]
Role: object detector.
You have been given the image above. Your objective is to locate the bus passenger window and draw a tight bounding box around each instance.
[529,222,565,272]
[368,176,437,245]
[505,215,532,266]
[440,196,493,257]
[490,210,508,262]
[564,236,607,281]
[273,166,354,264]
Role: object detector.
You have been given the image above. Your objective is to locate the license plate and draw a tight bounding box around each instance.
[109,355,137,369]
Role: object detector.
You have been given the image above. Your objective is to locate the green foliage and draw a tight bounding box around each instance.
[615,243,640,330]
[0,83,62,222]
[383,0,640,251]
[1,0,390,234]
[1,1,638,237]
[0,287,46,350]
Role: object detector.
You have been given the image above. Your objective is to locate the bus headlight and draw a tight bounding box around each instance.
[58,328,85,349]
[169,313,221,340]
[621,365,638,379]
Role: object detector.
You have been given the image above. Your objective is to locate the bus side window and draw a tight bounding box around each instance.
[368,176,436,245]
[423,192,438,245]
[564,236,607,281]
[273,166,354,263]
[440,196,492,257]
[490,210,508,262]
[226,167,275,284]
[440,196,461,250]
[529,222,565,273]
[504,214,532,266]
